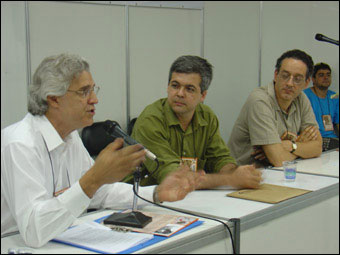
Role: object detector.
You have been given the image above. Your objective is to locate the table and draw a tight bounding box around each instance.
[161,154,339,254]
[272,150,339,177]
[1,208,234,254]
[2,152,339,254]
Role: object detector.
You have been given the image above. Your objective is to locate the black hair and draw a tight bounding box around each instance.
[168,55,213,93]
[313,62,331,78]
[275,49,314,79]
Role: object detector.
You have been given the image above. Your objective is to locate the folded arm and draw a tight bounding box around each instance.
[261,126,322,167]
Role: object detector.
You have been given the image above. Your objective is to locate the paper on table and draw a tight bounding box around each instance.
[227,183,312,204]
[53,221,153,254]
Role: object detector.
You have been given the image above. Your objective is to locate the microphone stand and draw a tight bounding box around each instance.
[103,165,152,228]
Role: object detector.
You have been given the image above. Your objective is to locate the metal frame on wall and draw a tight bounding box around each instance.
[120,2,205,125]
[24,1,205,128]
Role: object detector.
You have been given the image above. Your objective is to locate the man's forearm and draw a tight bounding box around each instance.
[195,173,230,189]
[196,164,238,189]
[294,139,322,159]
[262,143,297,167]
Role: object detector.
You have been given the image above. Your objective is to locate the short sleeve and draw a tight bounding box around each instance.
[247,98,281,145]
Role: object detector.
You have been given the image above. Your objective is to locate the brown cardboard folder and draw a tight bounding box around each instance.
[227,183,312,204]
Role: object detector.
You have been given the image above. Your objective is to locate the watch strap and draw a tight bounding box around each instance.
[291,141,297,153]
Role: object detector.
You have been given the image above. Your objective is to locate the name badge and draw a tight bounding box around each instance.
[180,157,197,172]
[322,115,334,131]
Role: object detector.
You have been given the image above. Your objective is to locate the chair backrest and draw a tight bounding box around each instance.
[81,121,118,157]
[127,117,137,136]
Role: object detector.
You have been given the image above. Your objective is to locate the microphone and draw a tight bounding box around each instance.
[104,120,157,161]
[315,33,339,46]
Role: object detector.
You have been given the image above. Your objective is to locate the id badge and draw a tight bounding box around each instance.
[322,115,334,131]
[180,157,197,172]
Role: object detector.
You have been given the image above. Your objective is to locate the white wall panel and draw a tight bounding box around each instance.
[28,1,127,126]
[1,1,338,138]
[261,1,339,93]
[129,6,201,119]
[1,2,28,129]
[204,1,261,143]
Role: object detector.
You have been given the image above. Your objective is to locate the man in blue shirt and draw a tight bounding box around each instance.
[304,62,339,151]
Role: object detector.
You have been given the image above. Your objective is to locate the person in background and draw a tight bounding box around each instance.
[122,55,262,190]
[304,62,339,151]
[228,49,322,167]
[1,53,199,248]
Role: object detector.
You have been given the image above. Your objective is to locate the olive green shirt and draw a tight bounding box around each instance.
[122,98,236,186]
[227,82,318,166]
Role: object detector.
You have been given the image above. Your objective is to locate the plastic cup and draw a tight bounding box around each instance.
[283,160,297,182]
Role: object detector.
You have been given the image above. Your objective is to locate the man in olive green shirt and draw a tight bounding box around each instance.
[228,49,322,167]
[123,55,262,189]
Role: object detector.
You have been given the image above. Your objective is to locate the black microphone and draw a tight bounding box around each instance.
[104,120,157,161]
[315,33,339,46]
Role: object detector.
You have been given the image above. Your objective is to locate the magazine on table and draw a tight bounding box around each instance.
[103,210,199,237]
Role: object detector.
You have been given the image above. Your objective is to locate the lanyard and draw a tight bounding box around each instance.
[312,87,331,116]
[42,135,70,196]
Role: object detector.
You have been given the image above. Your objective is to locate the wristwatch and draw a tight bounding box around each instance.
[290,141,297,153]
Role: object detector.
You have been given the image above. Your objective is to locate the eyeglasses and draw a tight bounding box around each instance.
[67,86,100,98]
[278,72,305,86]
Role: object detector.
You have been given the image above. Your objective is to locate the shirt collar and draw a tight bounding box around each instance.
[35,115,66,152]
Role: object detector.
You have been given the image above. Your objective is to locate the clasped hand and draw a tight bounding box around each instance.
[251,126,318,162]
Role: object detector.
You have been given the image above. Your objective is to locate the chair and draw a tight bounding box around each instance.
[127,117,137,136]
[81,121,118,157]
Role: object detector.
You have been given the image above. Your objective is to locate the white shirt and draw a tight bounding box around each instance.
[1,113,154,248]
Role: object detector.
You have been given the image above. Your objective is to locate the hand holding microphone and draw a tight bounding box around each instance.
[79,137,147,198]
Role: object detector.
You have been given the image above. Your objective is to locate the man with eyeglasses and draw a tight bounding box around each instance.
[122,55,262,190]
[228,49,322,167]
[1,53,199,248]
[303,63,339,151]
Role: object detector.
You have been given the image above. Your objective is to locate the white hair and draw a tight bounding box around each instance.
[28,53,90,115]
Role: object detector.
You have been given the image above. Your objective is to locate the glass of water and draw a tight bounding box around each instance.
[283,160,297,182]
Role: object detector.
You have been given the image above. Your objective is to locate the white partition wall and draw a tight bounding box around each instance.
[204,1,261,143]
[261,1,339,93]
[1,1,339,142]
[1,2,28,129]
[129,6,201,119]
[1,1,202,130]
[28,1,127,126]
[204,1,339,143]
